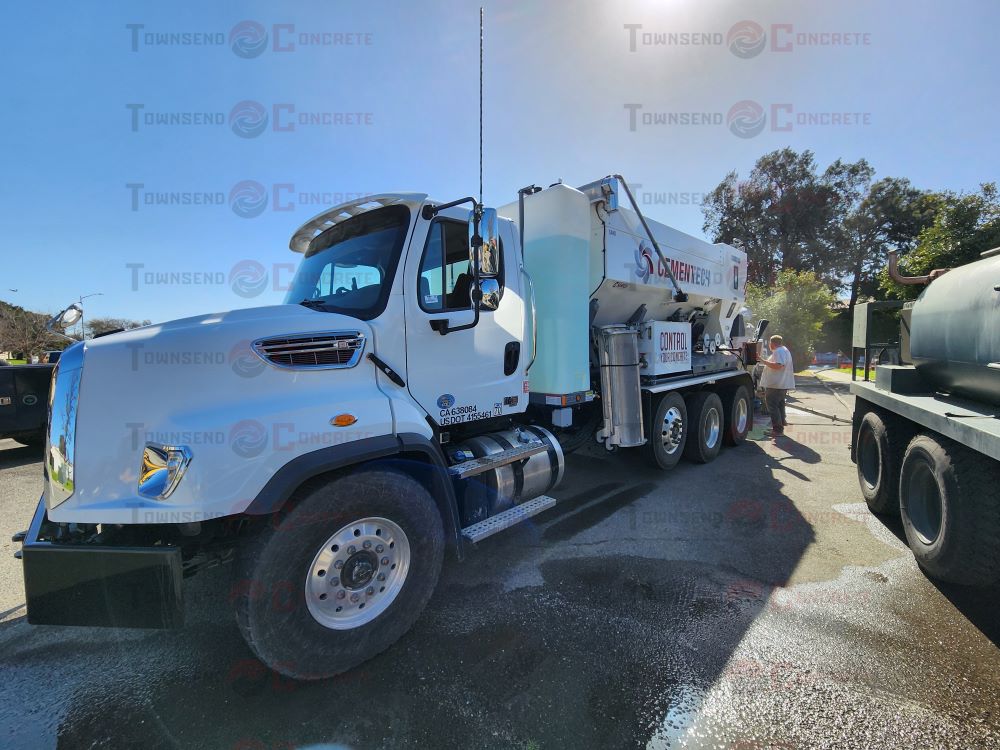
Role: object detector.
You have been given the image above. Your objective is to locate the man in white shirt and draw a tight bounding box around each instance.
[760,334,795,436]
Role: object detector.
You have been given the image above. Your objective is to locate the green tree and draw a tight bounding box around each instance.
[0,300,66,359]
[745,270,837,367]
[880,183,1000,300]
[841,177,940,305]
[702,148,869,289]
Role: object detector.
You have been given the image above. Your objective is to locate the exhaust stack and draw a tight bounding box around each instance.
[887,251,949,286]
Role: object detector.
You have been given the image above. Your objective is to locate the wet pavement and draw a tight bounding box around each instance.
[1,376,998,749]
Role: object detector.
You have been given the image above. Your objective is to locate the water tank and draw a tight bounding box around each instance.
[910,253,1000,404]
[516,184,591,395]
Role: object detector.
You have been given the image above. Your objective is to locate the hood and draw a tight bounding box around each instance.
[48,303,395,524]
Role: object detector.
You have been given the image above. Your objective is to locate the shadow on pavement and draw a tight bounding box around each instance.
[931,580,1000,647]
[870,511,1000,648]
[0,443,45,470]
[50,442,814,749]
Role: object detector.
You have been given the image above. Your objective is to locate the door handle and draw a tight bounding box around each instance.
[504,342,521,376]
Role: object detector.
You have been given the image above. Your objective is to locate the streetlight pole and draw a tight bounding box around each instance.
[77,292,103,340]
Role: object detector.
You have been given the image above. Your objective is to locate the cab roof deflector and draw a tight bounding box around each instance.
[289,193,428,253]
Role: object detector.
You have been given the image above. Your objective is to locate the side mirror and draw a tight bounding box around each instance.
[47,303,83,332]
[477,278,501,311]
[468,207,500,277]
[754,318,769,342]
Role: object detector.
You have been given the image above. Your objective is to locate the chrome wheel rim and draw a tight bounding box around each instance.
[735,398,748,434]
[704,407,721,449]
[305,516,410,630]
[661,406,684,454]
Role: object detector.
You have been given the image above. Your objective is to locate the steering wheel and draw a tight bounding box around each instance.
[335,286,350,295]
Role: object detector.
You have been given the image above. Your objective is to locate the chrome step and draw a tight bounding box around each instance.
[447,442,547,479]
[460,495,557,543]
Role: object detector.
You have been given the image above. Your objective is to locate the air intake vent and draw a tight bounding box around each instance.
[252,331,366,370]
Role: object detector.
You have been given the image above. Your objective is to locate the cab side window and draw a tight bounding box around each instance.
[418,220,503,312]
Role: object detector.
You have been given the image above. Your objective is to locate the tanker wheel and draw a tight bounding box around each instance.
[234,468,444,680]
[899,434,1000,586]
[683,391,724,464]
[722,385,752,446]
[856,410,911,515]
[646,392,688,470]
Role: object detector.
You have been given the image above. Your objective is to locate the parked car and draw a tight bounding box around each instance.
[0,362,54,448]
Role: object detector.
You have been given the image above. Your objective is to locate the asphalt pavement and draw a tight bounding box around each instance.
[1,376,998,749]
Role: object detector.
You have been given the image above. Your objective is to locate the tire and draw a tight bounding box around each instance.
[899,434,1000,586]
[856,410,910,515]
[683,391,724,464]
[722,384,752,446]
[646,391,688,470]
[234,468,445,680]
[13,432,45,449]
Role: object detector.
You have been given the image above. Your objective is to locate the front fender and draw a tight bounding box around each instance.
[245,432,463,558]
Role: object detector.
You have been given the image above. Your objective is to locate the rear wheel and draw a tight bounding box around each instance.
[899,434,1000,586]
[722,385,752,446]
[684,391,724,464]
[234,468,444,680]
[646,392,688,470]
[856,410,910,515]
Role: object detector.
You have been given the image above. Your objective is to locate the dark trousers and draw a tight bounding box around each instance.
[764,388,787,432]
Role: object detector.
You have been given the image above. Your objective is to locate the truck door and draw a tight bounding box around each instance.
[403,209,527,429]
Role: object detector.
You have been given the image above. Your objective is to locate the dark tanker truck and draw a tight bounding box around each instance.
[850,249,1000,586]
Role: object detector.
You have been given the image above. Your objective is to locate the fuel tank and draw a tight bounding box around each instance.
[452,426,564,526]
[909,253,1000,404]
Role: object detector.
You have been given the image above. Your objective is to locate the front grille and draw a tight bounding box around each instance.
[252,331,366,370]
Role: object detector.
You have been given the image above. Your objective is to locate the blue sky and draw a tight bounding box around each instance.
[3,0,998,324]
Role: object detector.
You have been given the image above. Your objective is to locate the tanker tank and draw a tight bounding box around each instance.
[909,253,1000,405]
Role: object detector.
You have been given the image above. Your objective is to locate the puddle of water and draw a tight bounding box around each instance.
[646,684,710,749]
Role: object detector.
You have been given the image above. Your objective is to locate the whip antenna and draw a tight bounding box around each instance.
[479,6,484,205]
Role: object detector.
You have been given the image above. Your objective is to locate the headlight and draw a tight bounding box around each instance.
[45,342,85,509]
[138,444,193,500]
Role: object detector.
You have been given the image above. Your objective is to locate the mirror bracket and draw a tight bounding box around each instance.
[422,196,477,221]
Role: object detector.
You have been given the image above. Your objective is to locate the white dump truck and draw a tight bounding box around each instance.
[17,176,759,679]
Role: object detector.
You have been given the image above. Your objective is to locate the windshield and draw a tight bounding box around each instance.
[284,204,411,320]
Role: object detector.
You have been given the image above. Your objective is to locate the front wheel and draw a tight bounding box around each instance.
[234,468,444,680]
